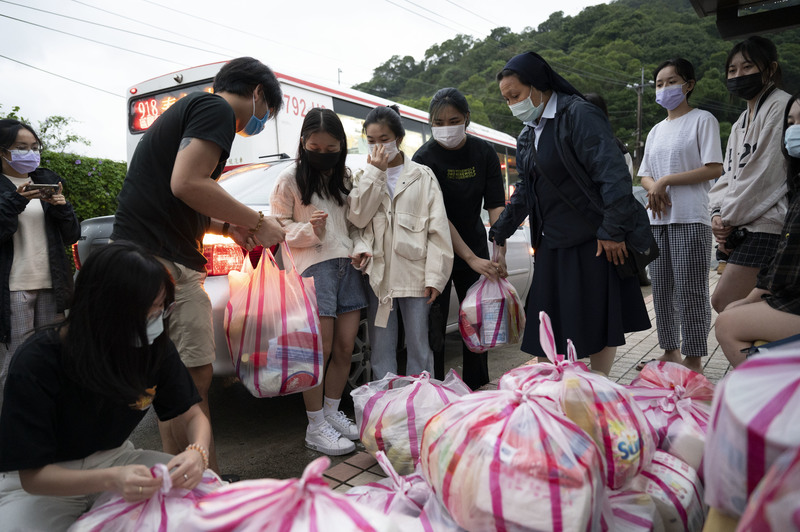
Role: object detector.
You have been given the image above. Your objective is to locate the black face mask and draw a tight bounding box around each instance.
[726,72,765,101]
[306,150,340,172]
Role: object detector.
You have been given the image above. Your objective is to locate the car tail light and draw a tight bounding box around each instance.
[71,243,82,270]
[203,234,244,276]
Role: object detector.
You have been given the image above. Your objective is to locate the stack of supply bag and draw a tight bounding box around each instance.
[68,464,223,532]
[703,349,800,520]
[458,275,525,353]
[351,370,471,475]
[346,451,465,532]
[736,446,800,531]
[189,457,414,531]
[627,361,714,470]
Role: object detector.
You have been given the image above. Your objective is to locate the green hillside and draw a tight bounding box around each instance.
[354,0,800,158]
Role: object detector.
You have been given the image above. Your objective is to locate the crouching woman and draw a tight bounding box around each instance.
[0,241,211,531]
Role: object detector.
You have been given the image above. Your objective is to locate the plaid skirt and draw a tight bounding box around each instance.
[728,231,781,268]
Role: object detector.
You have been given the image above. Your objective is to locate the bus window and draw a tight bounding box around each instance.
[129,80,213,134]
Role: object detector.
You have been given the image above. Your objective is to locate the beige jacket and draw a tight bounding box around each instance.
[709,87,790,234]
[348,158,453,327]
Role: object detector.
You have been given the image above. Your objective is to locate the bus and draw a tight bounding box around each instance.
[126,61,518,195]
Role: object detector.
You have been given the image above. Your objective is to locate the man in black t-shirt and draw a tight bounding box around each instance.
[111,57,286,473]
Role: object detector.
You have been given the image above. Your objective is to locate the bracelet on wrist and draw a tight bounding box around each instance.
[186,443,209,470]
[222,222,230,238]
[248,211,264,234]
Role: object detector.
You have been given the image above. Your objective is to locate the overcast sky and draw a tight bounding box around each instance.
[1,0,608,161]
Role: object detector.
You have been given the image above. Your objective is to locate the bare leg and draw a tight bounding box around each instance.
[325,310,361,400]
[589,346,617,376]
[711,264,759,313]
[715,301,800,368]
[303,317,335,412]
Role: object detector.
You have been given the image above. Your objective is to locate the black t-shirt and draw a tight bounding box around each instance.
[111,92,236,271]
[412,136,505,271]
[0,331,201,472]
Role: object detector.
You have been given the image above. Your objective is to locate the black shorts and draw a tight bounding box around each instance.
[728,231,781,268]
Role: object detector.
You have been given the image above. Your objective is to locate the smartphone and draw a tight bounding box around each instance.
[25,184,59,198]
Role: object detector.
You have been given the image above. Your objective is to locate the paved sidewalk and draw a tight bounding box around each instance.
[324,268,730,491]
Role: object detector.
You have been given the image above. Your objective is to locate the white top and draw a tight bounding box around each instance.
[639,108,722,225]
[530,92,559,150]
[4,174,52,290]
[386,164,403,199]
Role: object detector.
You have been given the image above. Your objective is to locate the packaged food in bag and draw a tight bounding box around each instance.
[499,312,655,490]
[627,361,714,470]
[68,464,223,532]
[351,370,471,475]
[224,243,322,398]
[703,349,800,518]
[420,388,605,532]
[628,451,705,532]
[606,490,665,532]
[737,446,800,532]
[458,273,525,353]
[346,451,465,532]
[188,457,412,531]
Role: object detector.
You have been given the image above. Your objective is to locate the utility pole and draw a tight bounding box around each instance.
[626,67,653,170]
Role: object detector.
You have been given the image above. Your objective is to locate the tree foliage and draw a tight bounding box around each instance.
[353,0,800,160]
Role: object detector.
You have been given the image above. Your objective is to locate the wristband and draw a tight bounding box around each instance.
[222,222,230,238]
[186,443,209,470]
[248,211,264,234]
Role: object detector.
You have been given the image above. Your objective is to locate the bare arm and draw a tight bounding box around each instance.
[20,463,161,502]
[165,404,211,488]
[652,163,723,187]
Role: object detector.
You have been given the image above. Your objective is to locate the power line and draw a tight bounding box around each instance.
[0,14,185,66]
[383,0,463,33]
[400,0,485,35]
[0,54,122,98]
[443,0,500,27]
[1,0,227,57]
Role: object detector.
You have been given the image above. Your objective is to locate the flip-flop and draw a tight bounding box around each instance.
[635,358,658,371]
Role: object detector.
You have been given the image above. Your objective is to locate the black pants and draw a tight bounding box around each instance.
[430,268,489,390]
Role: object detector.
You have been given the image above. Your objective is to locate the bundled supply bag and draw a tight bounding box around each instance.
[68,464,223,532]
[346,451,465,532]
[606,490,665,532]
[737,446,800,531]
[499,312,655,490]
[703,350,800,518]
[188,457,412,531]
[628,451,705,532]
[225,242,322,398]
[458,261,525,353]
[420,387,606,532]
[351,370,471,475]
[627,361,714,470]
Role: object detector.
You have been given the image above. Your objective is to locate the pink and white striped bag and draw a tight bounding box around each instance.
[627,361,714,470]
[225,242,322,398]
[499,312,656,490]
[458,271,526,353]
[68,464,223,532]
[188,457,413,531]
[346,451,465,532]
[703,351,800,517]
[351,370,471,475]
[420,388,606,532]
[605,490,665,532]
[737,446,800,531]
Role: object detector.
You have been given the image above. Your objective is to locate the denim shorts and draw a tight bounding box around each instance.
[301,258,368,317]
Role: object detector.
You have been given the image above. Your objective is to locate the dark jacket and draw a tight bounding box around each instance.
[1,168,80,344]
[490,93,650,252]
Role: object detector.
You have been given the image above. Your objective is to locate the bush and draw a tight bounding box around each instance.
[41,152,126,222]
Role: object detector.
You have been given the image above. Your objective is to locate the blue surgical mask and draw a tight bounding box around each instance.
[508,88,544,123]
[238,91,270,137]
[786,125,800,158]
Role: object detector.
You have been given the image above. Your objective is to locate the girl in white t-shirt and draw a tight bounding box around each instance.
[638,58,723,374]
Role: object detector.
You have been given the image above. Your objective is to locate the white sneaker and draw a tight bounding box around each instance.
[305,421,355,456]
[325,410,359,441]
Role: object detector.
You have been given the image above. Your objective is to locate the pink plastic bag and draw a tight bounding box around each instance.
[346,451,465,532]
[458,272,525,353]
[225,242,322,397]
[420,387,605,532]
[351,370,471,475]
[188,457,412,531]
[606,490,665,532]
[737,446,800,531]
[703,350,800,517]
[68,464,223,532]
[627,361,714,470]
[499,312,656,490]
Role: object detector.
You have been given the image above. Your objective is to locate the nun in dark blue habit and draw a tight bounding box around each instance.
[489,52,651,375]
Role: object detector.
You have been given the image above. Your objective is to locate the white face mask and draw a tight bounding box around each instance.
[144,315,164,345]
[381,140,400,160]
[432,124,466,149]
[508,89,544,123]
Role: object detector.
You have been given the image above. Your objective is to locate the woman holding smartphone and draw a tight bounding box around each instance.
[0,119,80,409]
